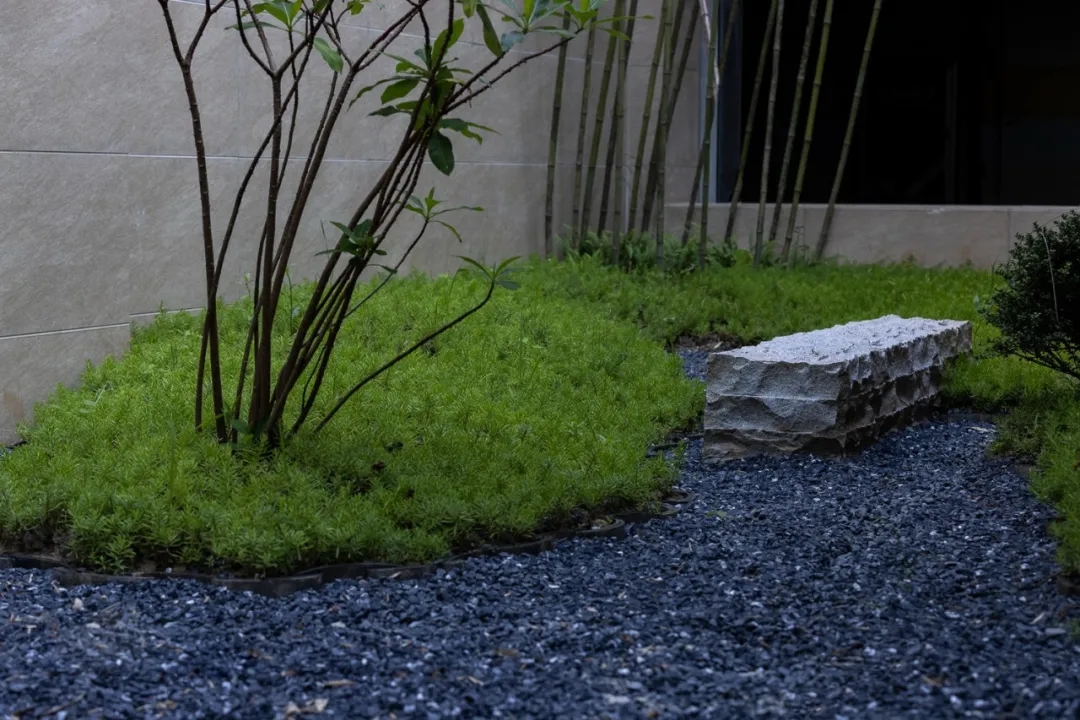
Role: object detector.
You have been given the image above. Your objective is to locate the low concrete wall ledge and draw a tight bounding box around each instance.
[664,202,1078,269]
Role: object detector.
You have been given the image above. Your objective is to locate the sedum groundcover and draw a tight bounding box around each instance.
[0,270,702,576]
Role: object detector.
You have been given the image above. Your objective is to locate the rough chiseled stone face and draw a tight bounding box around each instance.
[704,315,973,460]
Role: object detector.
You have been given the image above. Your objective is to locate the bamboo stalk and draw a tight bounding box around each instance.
[722,0,779,250]
[783,0,833,264]
[768,0,818,255]
[628,0,669,233]
[655,0,675,268]
[598,0,637,240]
[683,0,741,268]
[544,12,573,258]
[580,3,622,241]
[814,0,883,261]
[752,0,785,266]
[641,1,696,234]
[612,8,628,264]
[571,25,599,250]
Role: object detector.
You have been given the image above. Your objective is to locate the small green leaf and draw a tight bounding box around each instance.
[432,18,466,62]
[370,105,407,117]
[457,256,493,277]
[475,3,505,58]
[312,37,344,73]
[434,219,465,243]
[386,54,424,74]
[428,132,455,176]
[252,1,291,27]
[462,0,478,17]
[381,77,419,104]
[496,279,521,290]
[500,30,524,52]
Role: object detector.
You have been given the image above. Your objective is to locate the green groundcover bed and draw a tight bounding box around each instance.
[527,254,1080,576]
[2,255,1079,578]
[0,269,702,576]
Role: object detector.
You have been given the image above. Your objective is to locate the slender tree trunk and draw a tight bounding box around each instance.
[769,0,818,254]
[599,0,637,240]
[613,0,630,260]
[722,0,779,249]
[784,0,834,264]
[815,0,883,261]
[683,0,741,264]
[628,0,669,233]
[544,13,573,258]
[641,1,696,235]
[580,5,622,241]
[571,25,599,250]
[655,0,675,268]
[752,0,785,266]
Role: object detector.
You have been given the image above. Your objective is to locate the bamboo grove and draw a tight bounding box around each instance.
[544,0,885,270]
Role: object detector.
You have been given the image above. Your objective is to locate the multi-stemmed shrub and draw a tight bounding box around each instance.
[155,0,618,449]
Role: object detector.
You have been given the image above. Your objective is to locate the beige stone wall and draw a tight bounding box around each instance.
[0,0,699,442]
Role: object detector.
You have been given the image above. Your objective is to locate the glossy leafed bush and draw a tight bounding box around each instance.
[982,210,1080,382]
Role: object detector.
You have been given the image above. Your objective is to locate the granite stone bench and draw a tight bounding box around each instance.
[704,315,973,460]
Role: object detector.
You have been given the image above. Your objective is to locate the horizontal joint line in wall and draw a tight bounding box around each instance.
[0,323,131,343]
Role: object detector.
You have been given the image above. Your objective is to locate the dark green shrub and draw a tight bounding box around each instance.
[982,210,1080,381]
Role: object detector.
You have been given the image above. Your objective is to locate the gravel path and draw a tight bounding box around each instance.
[2,351,1079,719]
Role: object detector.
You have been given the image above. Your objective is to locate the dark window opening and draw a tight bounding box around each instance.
[714,0,1080,206]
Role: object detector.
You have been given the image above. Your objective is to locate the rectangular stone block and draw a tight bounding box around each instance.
[705,315,973,460]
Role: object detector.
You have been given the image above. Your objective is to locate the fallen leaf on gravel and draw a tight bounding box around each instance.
[922,675,944,687]
[284,698,329,716]
[318,680,355,689]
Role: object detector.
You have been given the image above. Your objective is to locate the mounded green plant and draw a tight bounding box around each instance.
[982,210,1080,382]
[0,272,702,574]
[155,0,620,449]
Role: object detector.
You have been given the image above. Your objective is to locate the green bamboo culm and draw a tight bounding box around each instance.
[611,5,629,264]
[783,0,834,265]
[655,0,676,269]
[571,24,599,250]
[598,0,637,242]
[579,4,623,241]
[628,0,670,234]
[722,0,779,251]
[752,0,786,267]
[681,0,719,251]
[641,0,696,234]
[682,0,742,270]
[814,0,883,261]
[768,0,819,255]
[544,12,573,258]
